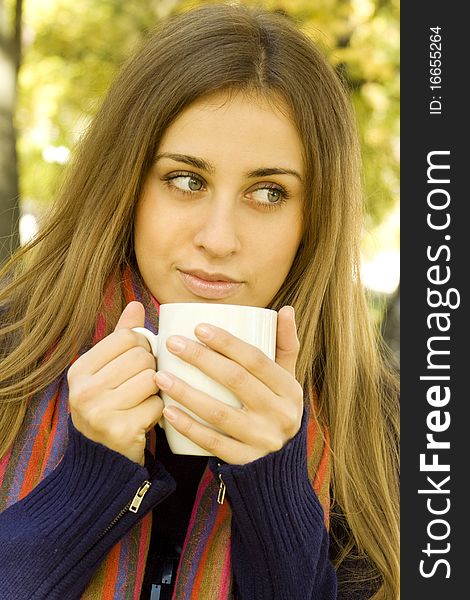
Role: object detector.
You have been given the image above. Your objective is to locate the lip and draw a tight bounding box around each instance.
[178,269,244,299]
[182,269,241,283]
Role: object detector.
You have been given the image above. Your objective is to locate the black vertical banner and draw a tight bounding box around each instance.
[401,3,466,598]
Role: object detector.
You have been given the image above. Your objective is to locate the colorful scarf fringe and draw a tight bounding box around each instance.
[0,266,331,599]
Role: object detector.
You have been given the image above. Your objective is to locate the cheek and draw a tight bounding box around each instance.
[134,190,154,244]
[136,223,178,264]
[254,226,302,284]
[135,192,179,255]
[265,215,302,263]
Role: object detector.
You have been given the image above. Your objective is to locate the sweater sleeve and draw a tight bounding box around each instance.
[0,417,176,600]
[209,408,337,600]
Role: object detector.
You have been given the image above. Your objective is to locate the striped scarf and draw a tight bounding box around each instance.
[0,266,331,599]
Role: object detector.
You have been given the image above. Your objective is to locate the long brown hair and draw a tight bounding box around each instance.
[0,4,399,598]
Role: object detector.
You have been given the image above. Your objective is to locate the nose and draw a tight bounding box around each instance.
[193,200,241,258]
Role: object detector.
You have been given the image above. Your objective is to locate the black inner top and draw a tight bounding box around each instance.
[140,425,208,599]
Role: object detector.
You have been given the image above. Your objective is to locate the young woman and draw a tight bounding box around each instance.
[0,4,399,599]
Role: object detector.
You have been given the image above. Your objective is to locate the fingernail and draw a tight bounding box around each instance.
[164,407,178,422]
[155,371,173,390]
[166,336,186,353]
[195,324,213,340]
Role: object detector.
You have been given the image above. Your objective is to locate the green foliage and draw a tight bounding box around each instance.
[17,0,399,227]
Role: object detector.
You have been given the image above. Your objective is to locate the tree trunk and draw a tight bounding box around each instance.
[0,0,22,266]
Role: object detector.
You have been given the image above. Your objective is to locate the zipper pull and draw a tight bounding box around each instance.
[129,480,151,513]
[217,463,226,505]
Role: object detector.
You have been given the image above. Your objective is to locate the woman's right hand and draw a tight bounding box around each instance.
[68,301,163,465]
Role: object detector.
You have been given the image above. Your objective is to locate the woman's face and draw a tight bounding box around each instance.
[134,90,304,307]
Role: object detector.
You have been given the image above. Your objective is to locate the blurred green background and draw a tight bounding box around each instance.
[0,0,399,357]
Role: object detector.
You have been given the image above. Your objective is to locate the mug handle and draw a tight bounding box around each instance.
[132,327,159,356]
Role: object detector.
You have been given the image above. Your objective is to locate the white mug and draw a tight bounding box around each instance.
[133,302,277,456]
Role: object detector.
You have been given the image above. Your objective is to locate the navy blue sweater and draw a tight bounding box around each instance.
[0,409,337,599]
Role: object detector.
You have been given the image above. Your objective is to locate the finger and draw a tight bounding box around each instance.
[115,300,153,354]
[114,301,145,331]
[162,406,258,465]
[94,345,156,390]
[154,370,264,445]
[274,306,300,377]
[108,368,159,409]
[72,328,151,377]
[189,325,292,396]
[124,394,165,431]
[165,335,271,409]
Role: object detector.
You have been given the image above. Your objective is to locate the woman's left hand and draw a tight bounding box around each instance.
[155,306,304,464]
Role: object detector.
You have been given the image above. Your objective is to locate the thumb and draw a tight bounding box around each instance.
[275,306,300,377]
[114,301,145,331]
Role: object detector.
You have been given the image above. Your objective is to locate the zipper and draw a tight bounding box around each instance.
[97,480,152,541]
[129,480,152,512]
[217,463,226,505]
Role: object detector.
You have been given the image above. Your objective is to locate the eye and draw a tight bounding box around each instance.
[163,173,205,194]
[174,175,204,192]
[249,185,289,207]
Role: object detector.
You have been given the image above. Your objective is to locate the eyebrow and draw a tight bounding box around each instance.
[154,152,303,182]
